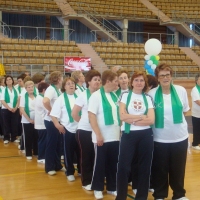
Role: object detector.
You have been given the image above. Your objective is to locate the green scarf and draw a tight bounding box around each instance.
[25,92,36,117]
[100,86,120,126]
[0,87,2,93]
[39,93,44,97]
[76,84,85,92]
[18,86,21,94]
[5,87,18,108]
[154,84,183,128]
[124,91,148,134]
[115,88,121,98]
[33,86,38,96]
[51,84,60,97]
[196,84,200,93]
[86,88,91,101]
[64,92,78,122]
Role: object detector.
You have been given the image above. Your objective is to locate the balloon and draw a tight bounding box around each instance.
[147,60,153,66]
[150,55,156,62]
[144,55,150,60]
[154,60,159,66]
[156,56,160,60]
[144,39,162,55]
[151,64,157,70]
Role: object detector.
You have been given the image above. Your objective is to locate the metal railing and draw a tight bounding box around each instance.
[0,23,75,40]
[91,30,175,44]
[0,21,11,38]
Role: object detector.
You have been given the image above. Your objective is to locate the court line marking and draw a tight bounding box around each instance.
[0,171,44,177]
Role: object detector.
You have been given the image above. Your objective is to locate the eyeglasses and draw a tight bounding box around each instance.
[159,74,171,79]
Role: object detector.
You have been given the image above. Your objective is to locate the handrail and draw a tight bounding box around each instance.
[0,23,75,40]
[0,21,11,38]
[91,30,175,44]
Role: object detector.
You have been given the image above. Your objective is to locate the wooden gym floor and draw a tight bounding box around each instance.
[0,135,199,200]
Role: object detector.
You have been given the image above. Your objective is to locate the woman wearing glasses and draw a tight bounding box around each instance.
[148,63,189,200]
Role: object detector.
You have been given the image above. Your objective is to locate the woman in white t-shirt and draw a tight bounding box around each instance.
[1,75,20,144]
[148,64,190,200]
[20,81,38,160]
[71,69,101,190]
[50,77,80,182]
[115,68,129,98]
[88,70,120,200]
[116,71,154,200]
[43,71,64,176]
[191,74,200,150]
[34,82,49,163]
[0,76,5,138]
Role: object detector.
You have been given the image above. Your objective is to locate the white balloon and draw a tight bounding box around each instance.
[144,55,150,60]
[151,64,157,70]
[144,39,162,55]
[147,60,153,66]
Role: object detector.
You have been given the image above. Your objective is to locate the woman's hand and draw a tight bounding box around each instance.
[29,119,34,124]
[55,124,66,134]
[96,134,104,146]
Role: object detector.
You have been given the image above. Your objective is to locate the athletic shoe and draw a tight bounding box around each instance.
[48,171,56,175]
[61,155,64,159]
[60,167,66,172]
[26,156,32,160]
[4,140,9,144]
[18,145,21,150]
[37,159,45,163]
[21,150,25,154]
[149,188,154,193]
[14,139,20,143]
[107,191,117,196]
[94,191,103,199]
[128,182,132,185]
[82,184,92,191]
[67,175,75,181]
[133,189,137,195]
[174,197,189,200]
[192,146,200,150]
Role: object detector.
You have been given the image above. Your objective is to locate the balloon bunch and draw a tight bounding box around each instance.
[144,39,162,76]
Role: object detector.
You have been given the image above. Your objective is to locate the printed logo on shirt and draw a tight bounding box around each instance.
[131,99,144,111]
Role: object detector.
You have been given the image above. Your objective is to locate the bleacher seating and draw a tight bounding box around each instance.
[0,0,60,13]
[0,38,84,74]
[192,46,200,57]
[68,0,157,19]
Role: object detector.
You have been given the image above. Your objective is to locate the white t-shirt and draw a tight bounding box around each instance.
[120,91,154,131]
[50,93,78,133]
[20,93,36,124]
[75,84,85,96]
[34,95,46,130]
[88,89,120,143]
[44,85,60,121]
[0,87,19,109]
[148,85,190,143]
[75,90,92,131]
[191,86,200,118]
[0,86,4,107]
[14,85,24,95]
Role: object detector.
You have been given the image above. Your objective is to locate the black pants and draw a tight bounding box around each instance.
[0,107,5,136]
[17,109,22,136]
[91,141,119,191]
[38,129,47,160]
[63,128,80,176]
[2,109,19,141]
[76,129,94,186]
[20,124,25,150]
[23,123,38,157]
[44,120,62,173]
[192,116,200,146]
[152,139,188,199]
[116,128,153,200]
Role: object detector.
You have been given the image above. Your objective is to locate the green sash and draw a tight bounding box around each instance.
[124,91,148,134]
[196,84,200,93]
[86,88,91,101]
[51,84,60,97]
[18,86,21,94]
[25,92,36,117]
[115,88,121,98]
[5,87,18,108]
[76,84,85,92]
[154,84,183,128]
[100,86,120,126]
[39,94,44,97]
[64,93,78,122]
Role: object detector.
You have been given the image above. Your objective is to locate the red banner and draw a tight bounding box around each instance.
[64,57,91,72]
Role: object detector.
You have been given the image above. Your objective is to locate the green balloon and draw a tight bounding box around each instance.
[154,60,159,65]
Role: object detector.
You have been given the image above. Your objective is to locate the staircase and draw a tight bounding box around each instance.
[55,1,121,42]
[76,44,107,73]
[140,0,200,46]
[179,47,200,67]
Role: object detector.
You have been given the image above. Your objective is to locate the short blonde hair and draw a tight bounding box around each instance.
[25,81,34,88]
[71,71,82,83]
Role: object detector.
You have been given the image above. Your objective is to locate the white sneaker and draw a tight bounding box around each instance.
[67,175,75,181]
[133,189,137,195]
[107,191,117,196]
[60,167,66,172]
[175,197,189,200]
[192,146,200,150]
[14,139,20,143]
[48,171,56,175]
[26,156,32,160]
[21,150,25,154]
[94,191,103,199]
[149,188,154,193]
[61,155,64,159]
[82,184,92,191]
[4,140,9,144]
[128,182,132,185]
[37,159,45,163]
[18,145,21,150]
